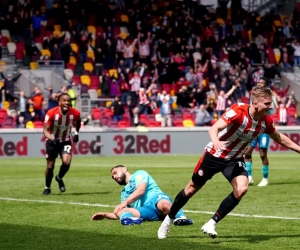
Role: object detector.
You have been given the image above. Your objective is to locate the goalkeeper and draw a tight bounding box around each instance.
[91,165,193,226]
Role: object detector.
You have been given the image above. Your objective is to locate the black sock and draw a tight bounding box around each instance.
[46,168,54,188]
[57,164,70,179]
[168,189,190,219]
[212,192,240,223]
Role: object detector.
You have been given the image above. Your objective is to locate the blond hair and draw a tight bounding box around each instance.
[251,86,272,102]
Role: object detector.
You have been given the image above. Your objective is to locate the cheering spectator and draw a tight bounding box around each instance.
[111,96,124,122]
[28,87,45,121]
[213,85,237,118]
[138,88,149,115]
[157,91,173,127]
[191,104,212,127]
[1,70,22,102]
[278,96,292,126]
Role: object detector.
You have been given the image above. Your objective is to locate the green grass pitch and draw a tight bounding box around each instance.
[1,154,300,250]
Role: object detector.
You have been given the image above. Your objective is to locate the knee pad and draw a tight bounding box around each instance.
[244,154,252,159]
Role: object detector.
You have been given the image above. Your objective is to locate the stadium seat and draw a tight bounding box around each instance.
[66,63,75,71]
[83,62,94,72]
[1,36,9,46]
[80,84,89,98]
[183,119,195,127]
[172,102,178,109]
[33,121,44,128]
[41,49,51,57]
[107,120,118,128]
[173,119,183,127]
[7,42,16,54]
[92,109,102,120]
[25,121,34,129]
[30,62,38,70]
[166,11,173,17]
[70,43,78,53]
[117,120,130,128]
[105,101,112,108]
[120,14,129,23]
[2,101,10,111]
[97,89,102,97]
[0,108,7,118]
[80,75,91,86]
[87,26,96,34]
[64,69,74,81]
[88,89,98,100]
[72,75,81,84]
[100,116,110,126]
[183,113,193,120]
[41,6,46,13]
[147,120,161,127]
[216,18,225,26]
[120,26,129,34]
[87,50,95,60]
[54,24,61,31]
[0,61,6,72]
[108,69,118,78]
[69,56,77,65]
[119,32,128,40]
[1,29,10,39]
[53,30,62,37]
[103,108,113,116]
[274,20,282,27]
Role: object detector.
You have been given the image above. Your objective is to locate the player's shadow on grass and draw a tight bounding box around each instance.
[217,234,300,243]
[52,191,111,196]
[0,223,238,250]
[267,181,300,186]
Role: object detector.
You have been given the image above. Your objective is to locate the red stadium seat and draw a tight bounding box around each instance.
[92,109,102,120]
[117,120,130,128]
[147,120,161,127]
[33,121,44,128]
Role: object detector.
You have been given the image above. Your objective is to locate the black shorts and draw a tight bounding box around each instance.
[45,140,72,160]
[192,152,248,186]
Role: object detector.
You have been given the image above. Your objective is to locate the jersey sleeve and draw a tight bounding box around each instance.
[44,109,54,126]
[133,170,149,185]
[74,109,81,121]
[264,116,276,134]
[221,104,241,125]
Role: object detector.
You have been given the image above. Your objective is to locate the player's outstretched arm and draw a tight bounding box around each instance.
[91,212,118,220]
[270,130,300,153]
[208,118,229,152]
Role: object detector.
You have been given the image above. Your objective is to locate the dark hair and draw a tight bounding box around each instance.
[110,165,125,172]
[54,92,70,102]
[259,77,271,87]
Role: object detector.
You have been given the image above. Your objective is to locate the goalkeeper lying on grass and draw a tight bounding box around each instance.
[91,165,193,226]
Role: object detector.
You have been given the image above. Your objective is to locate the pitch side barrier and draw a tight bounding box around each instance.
[0,127,299,158]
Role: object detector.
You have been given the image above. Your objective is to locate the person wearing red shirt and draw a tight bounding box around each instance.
[42,93,81,195]
[157,86,300,239]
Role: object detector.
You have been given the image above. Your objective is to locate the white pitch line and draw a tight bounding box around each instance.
[0,197,299,221]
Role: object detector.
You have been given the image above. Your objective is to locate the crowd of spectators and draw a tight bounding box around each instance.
[0,0,299,128]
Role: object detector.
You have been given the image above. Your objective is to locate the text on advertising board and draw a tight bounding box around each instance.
[113,135,170,154]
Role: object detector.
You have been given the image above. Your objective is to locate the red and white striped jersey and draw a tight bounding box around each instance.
[44,107,81,142]
[205,103,275,159]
